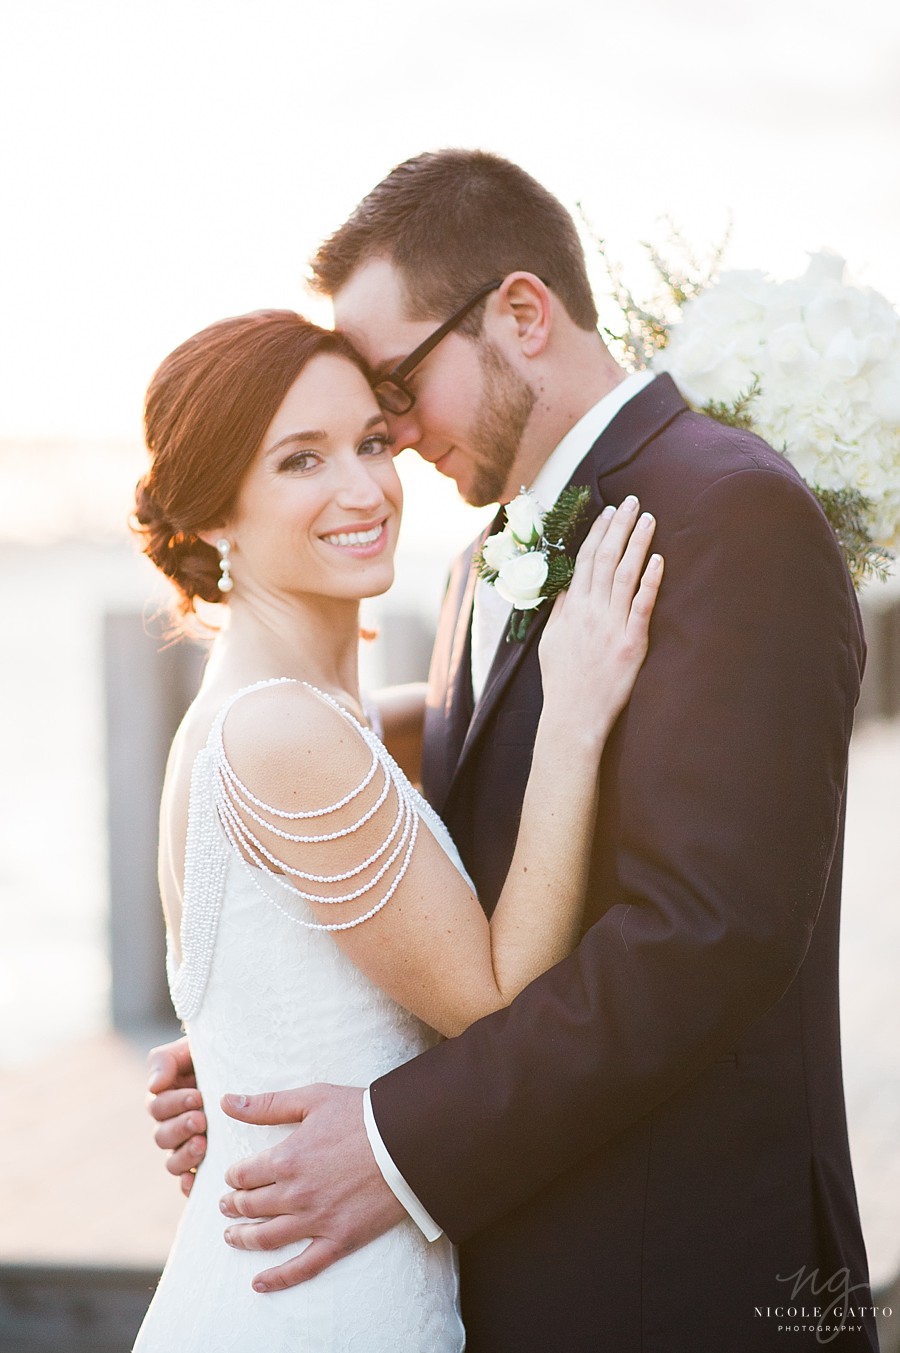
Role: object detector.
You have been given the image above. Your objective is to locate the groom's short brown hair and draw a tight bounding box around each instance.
[309,149,598,333]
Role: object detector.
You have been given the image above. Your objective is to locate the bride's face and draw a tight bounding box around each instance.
[221,353,402,605]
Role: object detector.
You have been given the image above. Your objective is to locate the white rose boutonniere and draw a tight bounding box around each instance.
[480,528,522,573]
[476,485,591,641]
[494,551,549,609]
[504,491,544,547]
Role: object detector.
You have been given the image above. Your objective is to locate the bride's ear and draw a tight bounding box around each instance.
[197,527,228,549]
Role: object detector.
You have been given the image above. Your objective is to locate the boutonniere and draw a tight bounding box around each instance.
[475,485,592,641]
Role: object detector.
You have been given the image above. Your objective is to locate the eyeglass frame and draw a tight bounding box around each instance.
[370,279,504,416]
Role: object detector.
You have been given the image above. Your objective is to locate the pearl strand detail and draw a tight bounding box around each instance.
[217,679,422,931]
[170,678,430,1021]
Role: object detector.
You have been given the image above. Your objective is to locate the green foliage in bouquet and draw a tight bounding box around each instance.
[813,487,893,588]
[581,211,730,372]
[698,377,762,432]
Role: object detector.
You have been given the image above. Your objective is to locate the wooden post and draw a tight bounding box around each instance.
[858,592,900,722]
[103,613,204,1034]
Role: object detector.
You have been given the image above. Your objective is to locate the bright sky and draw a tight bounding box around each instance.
[1,0,898,443]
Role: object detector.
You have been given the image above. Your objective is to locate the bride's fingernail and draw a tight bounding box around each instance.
[601,505,615,519]
[622,495,639,510]
[639,512,655,529]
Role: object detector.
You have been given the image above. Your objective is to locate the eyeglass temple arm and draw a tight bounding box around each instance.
[391,279,503,380]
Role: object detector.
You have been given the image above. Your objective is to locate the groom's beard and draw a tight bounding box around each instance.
[466,339,537,508]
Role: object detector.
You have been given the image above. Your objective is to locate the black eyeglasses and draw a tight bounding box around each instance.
[371,280,503,415]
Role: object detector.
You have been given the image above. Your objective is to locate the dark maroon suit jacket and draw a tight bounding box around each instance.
[370,376,877,1351]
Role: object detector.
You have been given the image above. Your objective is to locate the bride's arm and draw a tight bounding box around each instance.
[223,501,661,1038]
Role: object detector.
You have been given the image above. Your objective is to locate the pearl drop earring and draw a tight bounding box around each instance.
[216,539,233,593]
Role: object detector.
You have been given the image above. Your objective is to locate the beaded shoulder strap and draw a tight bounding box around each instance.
[168,679,422,1021]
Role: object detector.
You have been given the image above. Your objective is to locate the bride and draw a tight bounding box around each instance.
[130,308,662,1351]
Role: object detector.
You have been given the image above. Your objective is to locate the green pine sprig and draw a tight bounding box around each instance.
[812,486,893,589]
[699,376,762,431]
[540,485,591,553]
[544,552,576,597]
[475,551,498,583]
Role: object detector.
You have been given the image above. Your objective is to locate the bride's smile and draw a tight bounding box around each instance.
[210,351,403,612]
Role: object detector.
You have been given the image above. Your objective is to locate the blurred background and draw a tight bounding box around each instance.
[1,0,898,1347]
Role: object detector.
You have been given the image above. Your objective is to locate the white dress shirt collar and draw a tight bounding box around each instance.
[528,369,655,514]
[470,369,655,701]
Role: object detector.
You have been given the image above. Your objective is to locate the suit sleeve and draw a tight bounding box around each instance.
[369,465,864,1242]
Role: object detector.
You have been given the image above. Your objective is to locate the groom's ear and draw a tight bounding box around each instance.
[496,273,552,358]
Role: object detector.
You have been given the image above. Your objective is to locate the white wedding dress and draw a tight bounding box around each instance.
[133,680,466,1353]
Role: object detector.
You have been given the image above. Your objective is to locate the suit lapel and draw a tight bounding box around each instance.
[454,455,606,778]
[421,532,482,812]
[442,374,687,803]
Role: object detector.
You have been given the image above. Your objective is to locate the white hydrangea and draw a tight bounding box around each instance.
[652,252,900,550]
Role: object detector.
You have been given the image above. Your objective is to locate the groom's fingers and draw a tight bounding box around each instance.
[152,1106,207,1152]
[148,1086,203,1124]
[224,1214,312,1253]
[222,1150,278,1193]
[165,1134,207,1177]
[251,1238,351,1293]
[220,1180,287,1219]
[147,1037,196,1094]
[221,1085,321,1126]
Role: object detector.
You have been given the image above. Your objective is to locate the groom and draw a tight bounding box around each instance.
[149,151,877,1350]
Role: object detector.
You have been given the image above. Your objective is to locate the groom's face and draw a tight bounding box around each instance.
[333,259,534,506]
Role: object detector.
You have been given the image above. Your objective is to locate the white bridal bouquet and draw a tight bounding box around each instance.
[597,230,900,586]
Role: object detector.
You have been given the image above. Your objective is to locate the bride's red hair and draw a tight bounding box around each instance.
[133,310,366,616]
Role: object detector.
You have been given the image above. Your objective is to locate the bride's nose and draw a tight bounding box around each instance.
[334,455,387,511]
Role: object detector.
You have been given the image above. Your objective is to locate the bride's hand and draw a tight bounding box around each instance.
[538,495,663,748]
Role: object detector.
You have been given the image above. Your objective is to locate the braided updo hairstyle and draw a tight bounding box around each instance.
[134,310,367,615]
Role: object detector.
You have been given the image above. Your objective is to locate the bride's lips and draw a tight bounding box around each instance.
[319,519,390,556]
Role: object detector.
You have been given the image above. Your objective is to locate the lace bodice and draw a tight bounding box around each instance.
[135,680,466,1352]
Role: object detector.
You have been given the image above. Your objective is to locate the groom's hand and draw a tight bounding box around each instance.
[219,1084,406,1292]
[147,1037,208,1196]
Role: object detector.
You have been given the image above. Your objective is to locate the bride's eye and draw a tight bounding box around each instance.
[278,450,320,473]
[359,433,394,457]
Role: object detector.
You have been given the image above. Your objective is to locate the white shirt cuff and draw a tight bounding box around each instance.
[363,1085,443,1241]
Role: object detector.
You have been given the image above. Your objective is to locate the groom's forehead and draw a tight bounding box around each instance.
[332,259,420,373]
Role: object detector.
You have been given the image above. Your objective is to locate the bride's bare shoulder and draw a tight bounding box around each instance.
[219,681,373,809]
